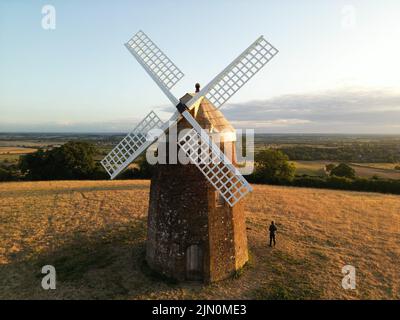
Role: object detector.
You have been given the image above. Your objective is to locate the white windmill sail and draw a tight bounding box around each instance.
[102,30,278,206]
[125,30,183,105]
[178,128,252,207]
[101,111,165,178]
[172,36,277,205]
[102,30,184,179]
[186,36,278,110]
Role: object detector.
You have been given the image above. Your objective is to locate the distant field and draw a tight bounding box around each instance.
[0,147,38,155]
[359,163,399,170]
[0,180,399,299]
[0,154,21,163]
[292,161,329,177]
[0,147,38,164]
[0,141,59,148]
[293,161,400,179]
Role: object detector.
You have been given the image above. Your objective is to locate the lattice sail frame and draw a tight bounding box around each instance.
[125,30,184,91]
[102,30,186,179]
[187,36,278,110]
[178,128,253,207]
[103,30,278,193]
[101,111,165,178]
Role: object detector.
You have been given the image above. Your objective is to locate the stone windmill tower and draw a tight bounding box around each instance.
[146,89,248,282]
[101,31,278,283]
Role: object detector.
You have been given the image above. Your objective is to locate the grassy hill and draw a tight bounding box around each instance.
[0,180,399,299]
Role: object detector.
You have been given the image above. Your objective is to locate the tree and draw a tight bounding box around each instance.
[329,163,356,179]
[0,167,12,181]
[118,155,154,179]
[325,163,336,172]
[19,141,105,180]
[253,149,295,183]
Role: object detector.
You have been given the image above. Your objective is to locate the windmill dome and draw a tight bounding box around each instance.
[179,93,236,143]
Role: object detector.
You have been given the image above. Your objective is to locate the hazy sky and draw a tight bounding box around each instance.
[1,0,400,133]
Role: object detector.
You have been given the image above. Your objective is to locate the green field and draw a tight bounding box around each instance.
[293,161,400,179]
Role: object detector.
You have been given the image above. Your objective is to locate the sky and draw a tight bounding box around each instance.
[0,0,400,133]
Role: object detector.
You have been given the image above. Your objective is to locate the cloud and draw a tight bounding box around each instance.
[230,119,312,129]
[2,88,400,133]
[219,88,400,133]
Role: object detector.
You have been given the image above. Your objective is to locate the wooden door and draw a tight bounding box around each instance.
[186,244,203,281]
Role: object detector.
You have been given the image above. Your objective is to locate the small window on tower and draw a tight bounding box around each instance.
[216,191,225,207]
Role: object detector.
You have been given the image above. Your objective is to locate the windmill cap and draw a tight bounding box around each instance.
[179,93,236,142]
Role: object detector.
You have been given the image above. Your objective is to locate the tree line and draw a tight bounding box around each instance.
[279,144,400,163]
[1,141,399,195]
[246,149,400,194]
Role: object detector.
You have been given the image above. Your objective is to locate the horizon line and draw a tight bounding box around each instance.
[1,132,400,136]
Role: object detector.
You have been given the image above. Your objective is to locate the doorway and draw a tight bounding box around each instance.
[186,244,203,281]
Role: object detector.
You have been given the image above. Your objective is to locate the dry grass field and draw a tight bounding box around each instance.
[0,180,399,300]
[0,147,38,155]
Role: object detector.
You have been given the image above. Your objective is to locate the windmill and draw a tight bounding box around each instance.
[101,30,278,282]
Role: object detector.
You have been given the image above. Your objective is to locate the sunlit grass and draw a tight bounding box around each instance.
[0,180,399,299]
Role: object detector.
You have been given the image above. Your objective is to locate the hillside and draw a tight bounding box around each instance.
[0,180,399,299]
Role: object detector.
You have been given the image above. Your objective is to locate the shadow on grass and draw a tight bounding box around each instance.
[0,218,181,299]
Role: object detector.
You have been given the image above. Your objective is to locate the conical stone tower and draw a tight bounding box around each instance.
[146,92,248,283]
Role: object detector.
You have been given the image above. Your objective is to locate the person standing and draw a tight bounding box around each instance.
[269,221,277,247]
